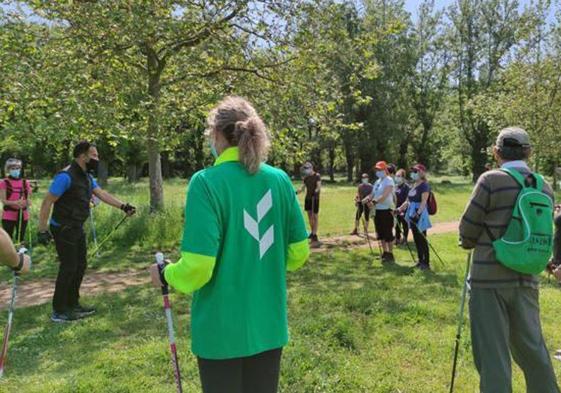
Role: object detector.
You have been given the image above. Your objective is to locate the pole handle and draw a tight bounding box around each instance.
[155,252,169,295]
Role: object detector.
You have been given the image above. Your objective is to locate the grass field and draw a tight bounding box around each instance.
[2,234,561,392]
[5,175,473,280]
[0,176,560,392]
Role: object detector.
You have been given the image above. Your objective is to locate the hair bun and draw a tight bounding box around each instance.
[235,117,262,139]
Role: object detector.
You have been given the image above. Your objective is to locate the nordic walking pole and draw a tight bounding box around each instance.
[361,214,375,257]
[449,250,472,393]
[411,220,446,267]
[87,215,128,259]
[16,201,24,247]
[89,208,100,258]
[155,252,183,393]
[396,218,416,265]
[0,248,30,378]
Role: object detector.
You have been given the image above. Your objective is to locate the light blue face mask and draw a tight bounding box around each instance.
[395,176,403,185]
[9,169,21,179]
[410,172,419,181]
[209,139,218,159]
[376,171,385,179]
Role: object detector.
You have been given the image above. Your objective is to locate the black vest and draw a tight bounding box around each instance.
[51,161,93,227]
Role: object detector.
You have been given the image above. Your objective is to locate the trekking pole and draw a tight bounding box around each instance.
[155,252,183,393]
[89,208,100,258]
[87,215,128,259]
[0,248,30,378]
[361,215,375,257]
[449,250,472,393]
[26,215,33,257]
[16,203,24,247]
[411,221,446,267]
[395,218,416,265]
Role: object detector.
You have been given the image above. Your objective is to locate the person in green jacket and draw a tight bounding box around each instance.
[150,96,310,393]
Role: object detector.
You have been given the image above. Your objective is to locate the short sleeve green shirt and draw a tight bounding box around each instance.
[165,147,309,359]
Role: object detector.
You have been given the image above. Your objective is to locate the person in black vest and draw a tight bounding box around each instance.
[37,141,136,323]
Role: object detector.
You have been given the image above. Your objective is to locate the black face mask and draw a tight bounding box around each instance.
[86,158,99,174]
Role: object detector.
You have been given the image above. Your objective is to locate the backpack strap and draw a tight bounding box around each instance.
[4,178,12,200]
[501,168,545,192]
[500,168,527,189]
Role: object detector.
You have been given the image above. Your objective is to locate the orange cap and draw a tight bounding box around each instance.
[375,161,388,170]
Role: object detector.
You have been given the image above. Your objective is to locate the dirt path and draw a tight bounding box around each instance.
[0,269,149,310]
[0,221,458,309]
[317,221,458,250]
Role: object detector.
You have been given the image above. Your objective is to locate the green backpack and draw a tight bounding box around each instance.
[491,169,554,275]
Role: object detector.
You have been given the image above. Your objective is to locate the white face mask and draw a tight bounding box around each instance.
[395,176,403,185]
[411,172,420,181]
[361,178,369,184]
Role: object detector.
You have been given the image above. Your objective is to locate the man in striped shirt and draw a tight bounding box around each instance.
[459,127,559,393]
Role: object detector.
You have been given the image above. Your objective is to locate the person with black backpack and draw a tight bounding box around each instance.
[459,127,559,393]
[0,159,32,244]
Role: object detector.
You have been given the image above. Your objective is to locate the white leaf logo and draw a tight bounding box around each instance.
[244,190,274,258]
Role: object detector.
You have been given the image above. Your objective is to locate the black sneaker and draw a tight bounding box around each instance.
[385,253,395,263]
[51,311,80,323]
[73,304,96,318]
[418,263,431,271]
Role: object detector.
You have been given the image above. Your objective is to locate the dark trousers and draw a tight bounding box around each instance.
[553,213,561,263]
[355,203,370,222]
[51,224,87,313]
[470,287,560,393]
[411,224,429,266]
[2,219,28,244]
[395,215,408,241]
[198,348,282,393]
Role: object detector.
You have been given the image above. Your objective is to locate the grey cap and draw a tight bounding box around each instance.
[496,127,531,148]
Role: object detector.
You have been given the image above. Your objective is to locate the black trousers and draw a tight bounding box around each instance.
[51,224,87,313]
[395,215,409,241]
[198,348,282,393]
[411,224,430,266]
[553,213,561,263]
[2,219,28,243]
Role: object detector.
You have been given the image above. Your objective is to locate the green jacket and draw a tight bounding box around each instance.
[164,147,310,359]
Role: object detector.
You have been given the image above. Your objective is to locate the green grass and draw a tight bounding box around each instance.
[4,176,473,282]
[2,233,561,392]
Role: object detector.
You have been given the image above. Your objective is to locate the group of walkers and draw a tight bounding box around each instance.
[0,142,136,323]
[349,161,434,270]
[0,95,560,393]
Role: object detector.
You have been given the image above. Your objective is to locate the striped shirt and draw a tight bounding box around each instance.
[459,163,555,289]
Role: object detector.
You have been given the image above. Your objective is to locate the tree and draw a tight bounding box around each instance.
[449,0,526,181]
[22,1,297,210]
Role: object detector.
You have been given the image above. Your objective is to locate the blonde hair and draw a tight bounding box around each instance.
[207,96,270,174]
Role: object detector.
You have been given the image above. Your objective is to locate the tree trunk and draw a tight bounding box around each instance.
[470,126,489,183]
[146,49,164,212]
[328,145,335,182]
[398,138,409,170]
[97,159,109,187]
[344,147,354,182]
[126,164,140,183]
